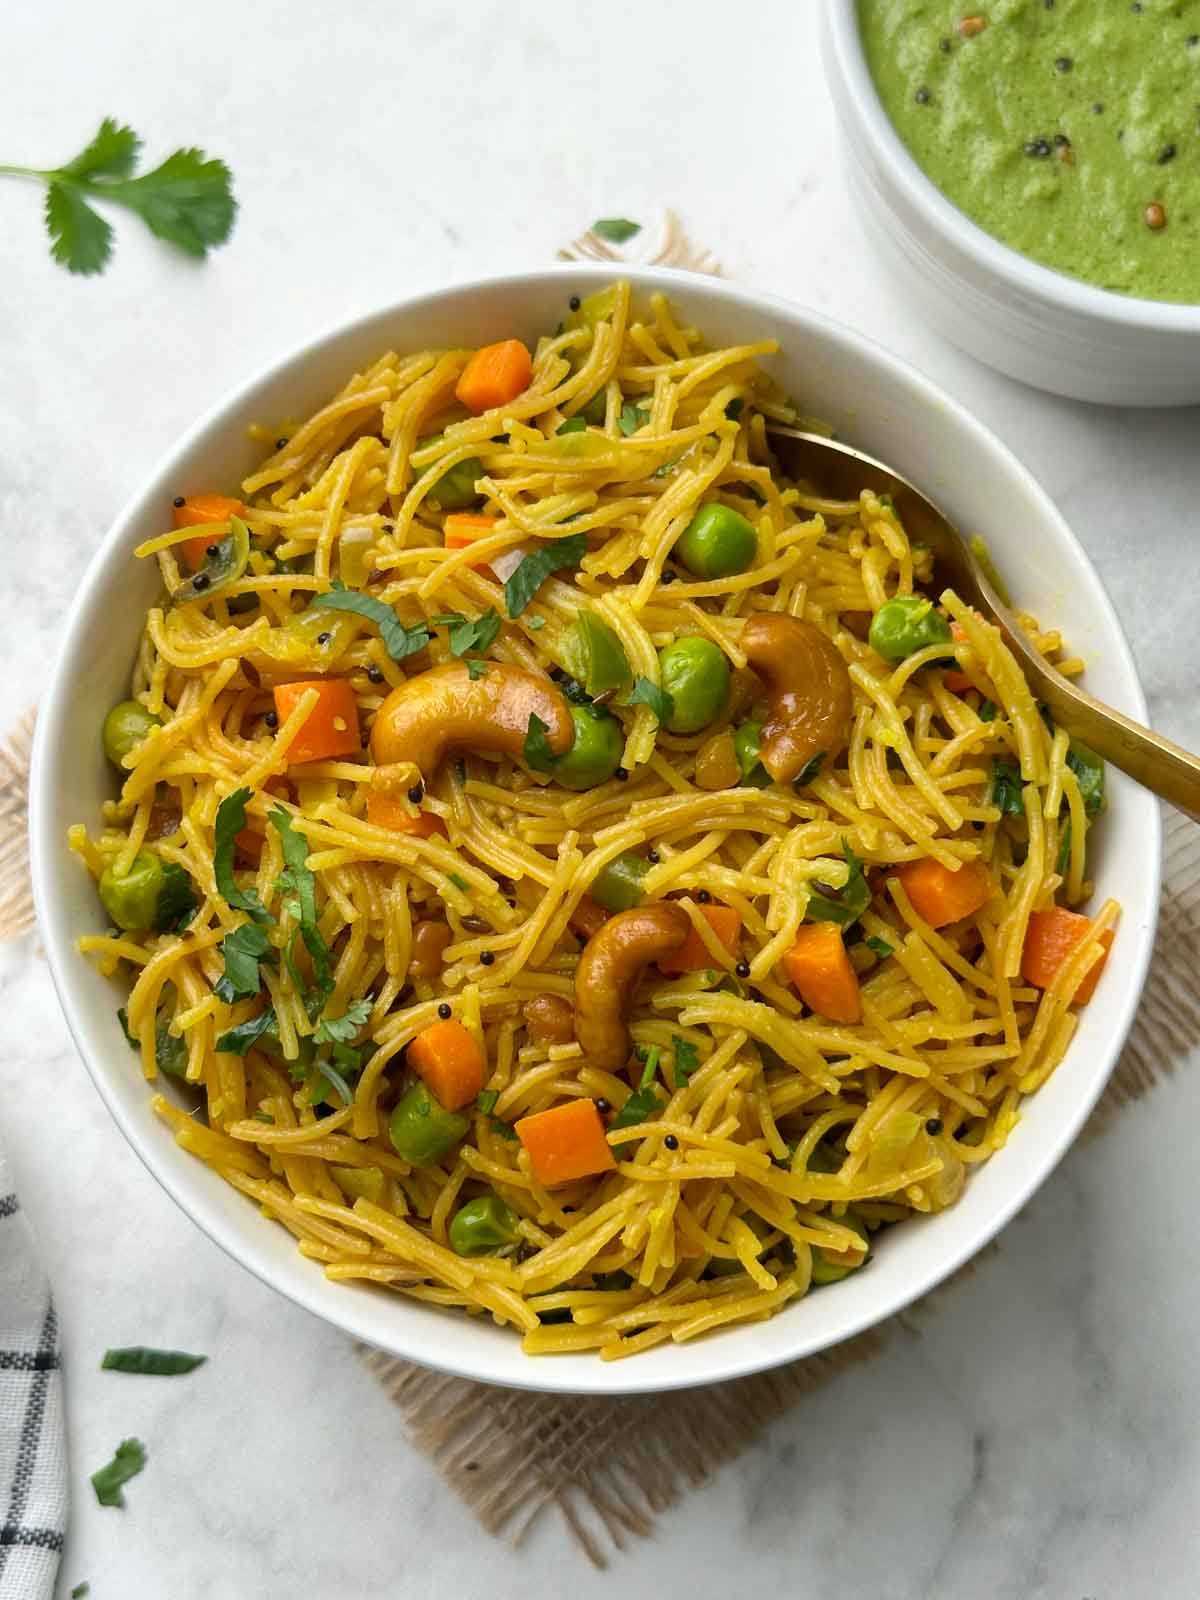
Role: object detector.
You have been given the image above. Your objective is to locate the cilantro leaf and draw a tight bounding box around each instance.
[865,936,894,959]
[213,789,272,923]
[215,923,275,1003]
[58,118,141,180]
[523,712,557,773]
[72,1585,90,1598]
[475,1089,499,1115]
[593,217,641,243]
[618,403,648,436]
[671,1034,699,1089]
[990,760,1025,817]
[978,699,998,723]
[610,1085,662,1135]
[626,676,673,727]
[807,843,871,927]
[314,583,431,662]
[1066,740,1105,816]
[432,608,501,659]
[215,1006,277,1055]
[4,119,236,276]
[91,1437,146,1508]
[44,182,113,275]
[1057,817,1076,875]
[556,416,587,435]
[101,1346,206,1376]
[504,533,587,618]
[313,998,371,1045]
[100,147,235,257]
[467,658,489,680]
[153,861,198,933]
[271,808,335,1014]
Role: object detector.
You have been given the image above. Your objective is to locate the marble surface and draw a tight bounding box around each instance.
[3,1,1199,1595]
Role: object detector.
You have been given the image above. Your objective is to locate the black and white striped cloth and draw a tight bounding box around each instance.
[0,1144,65,1599]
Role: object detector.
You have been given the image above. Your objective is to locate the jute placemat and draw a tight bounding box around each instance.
[4,219,1197,1563]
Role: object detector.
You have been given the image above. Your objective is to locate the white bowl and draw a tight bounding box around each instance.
[822,1,1200,406]
[30,265,1160,1393]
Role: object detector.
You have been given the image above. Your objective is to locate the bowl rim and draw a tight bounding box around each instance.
[825,0,1200,330]
[29,262,1161,1394]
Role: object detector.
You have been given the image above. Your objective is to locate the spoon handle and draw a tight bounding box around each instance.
[1037,675,1200,824]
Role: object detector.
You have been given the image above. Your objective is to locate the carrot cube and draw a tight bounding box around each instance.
[272,679,361,765]
[782,923,863,1024]
[455,340,533,415]
[408,1019,485,1111]
[657,904,741,975]
[894,857,992,929]
[1021,907,1113,1004]
[516,1099,616,1187]
[172,493,245,570]
[366,789,449,838]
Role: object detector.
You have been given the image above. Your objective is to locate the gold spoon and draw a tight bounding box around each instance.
[767,426,1200,822]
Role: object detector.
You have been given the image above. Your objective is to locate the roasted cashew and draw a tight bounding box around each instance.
[740,614,852,783]
[574,903,690,1072]
[370,661,573,779]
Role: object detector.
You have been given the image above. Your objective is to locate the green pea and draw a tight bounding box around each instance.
[732,721,771,788]
[562,612,631,699]
[867,595,952,662]
[552,703,624,791]
[590,849,649,913]
[388,1080,470,1165]
[810,1214,868,1285]
[658,636,730,734]
[449,1194,522,1257]
[102,700,161,767]
[420,434,483,511]
[98,849,167,932]
[674,502,757,580]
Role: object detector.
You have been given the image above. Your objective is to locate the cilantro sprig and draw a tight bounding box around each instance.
[3,117,235,276]
[313,583,431,662]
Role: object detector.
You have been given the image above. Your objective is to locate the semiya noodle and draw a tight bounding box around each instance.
[72,282,1117,1359]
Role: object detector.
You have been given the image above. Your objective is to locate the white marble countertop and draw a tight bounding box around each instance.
[3,2,1200,1595]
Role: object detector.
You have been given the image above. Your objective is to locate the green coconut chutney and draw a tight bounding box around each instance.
[859,0,1200,302]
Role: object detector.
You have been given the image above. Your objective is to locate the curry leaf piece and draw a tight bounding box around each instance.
[101,1346,206,1376]
[315,583,431,662]
[91,1437,146,1507]
[626,676,674,727]
[215,1007,277,1055]
[215,923,275,1003]
[213,789,272,923]
[593,217,640,243]
[504,532,587,618]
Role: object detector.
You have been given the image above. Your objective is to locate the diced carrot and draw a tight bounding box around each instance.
[516,1098,616,1187]
[273,679,361,765]
[657,904,742,975]
[365,789,449,838]
[782,924,862,1024]
[1021,906,1113,1004]
[569,894,610,941]
[408,1019,485,1112]
[455,340,533,415]
[894,857,992,929]
[443,513,499,575]
[943,623,974,692]
[172,493,245,570]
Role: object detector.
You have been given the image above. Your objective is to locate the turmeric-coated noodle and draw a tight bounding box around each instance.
[73,283,1118,1358]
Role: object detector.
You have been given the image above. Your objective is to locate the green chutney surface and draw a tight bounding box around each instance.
[859,0,1200,302]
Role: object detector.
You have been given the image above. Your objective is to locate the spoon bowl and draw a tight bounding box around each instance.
[768,426,1200,823]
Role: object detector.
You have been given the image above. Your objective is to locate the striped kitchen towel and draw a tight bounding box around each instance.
[0,1137,66,1599]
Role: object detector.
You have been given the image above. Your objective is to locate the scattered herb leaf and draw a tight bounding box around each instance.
[725,398,744,421]
[671,1034,699,1089]
[593,217,641,243]
[101,1346,207,1376]
[475,1089,499,1115]
[215,1006,277,1055]
[504,533,588,618]
[433,608,501,659]
[626,676,674,726]
[91,1437,147,1507]
[556,416,587,435]
[313,998,371,1045]
[71,1585,90,1598]
[652,456,682,479]
[990,760,1025,817]
[865,936,894,959]
[1066,740,1105,816]
[215,922,275,1003]
[793,751,825,789]
[117,1007,137,1047]
[807,843,871,927]
[7,118,235,276]
[213,789,272,923]
[314,582,431,662]
[618,402,648,436]
[610,1085,662,1135]
[448,873,470,893]
[313,1059,354,1106]
[270,808,334,1013]
[488,1116,519,1141]
[523,711,557,773]
[466,657,489,680]
[978,699,998,723]
[153,861,198,932]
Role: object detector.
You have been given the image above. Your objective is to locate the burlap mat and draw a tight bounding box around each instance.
[4,219,1197,1564]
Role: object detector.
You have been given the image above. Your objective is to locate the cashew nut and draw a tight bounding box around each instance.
[740,614,852,783]
[574,903,690,1072]
[370,661,573,780]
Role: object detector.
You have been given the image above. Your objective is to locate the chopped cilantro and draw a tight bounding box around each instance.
[504,532,588,618]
